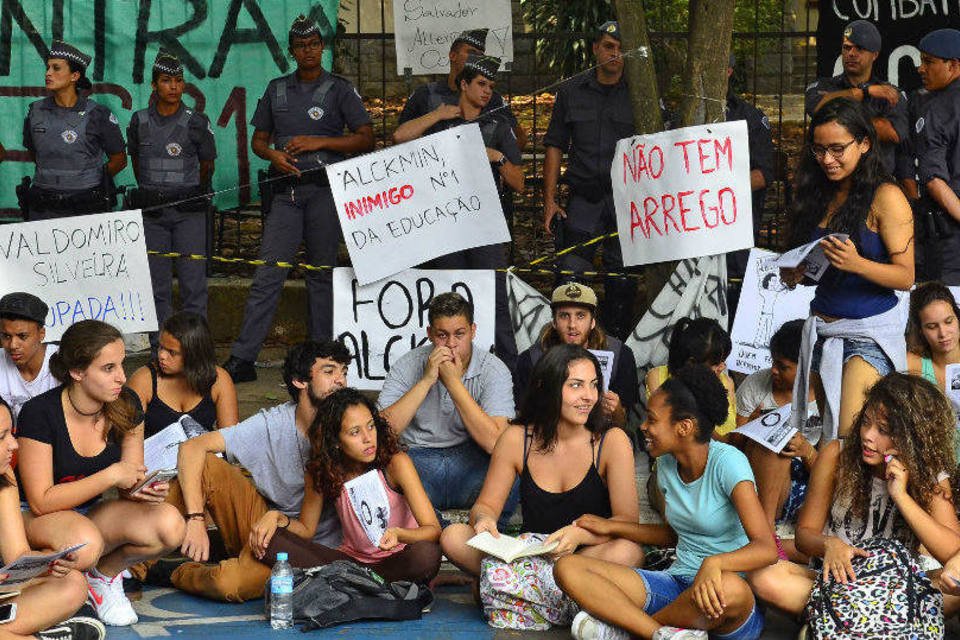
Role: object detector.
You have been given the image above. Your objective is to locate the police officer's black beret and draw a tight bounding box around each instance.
[0,292,48,325]
[153,50,183,77]
[598,21,621,42]
[843,20,881,53]
[919,28,960,61]
[452,29,488,53]
[289,14,322,41]
[48,40,91,70]
[463,54,500,80]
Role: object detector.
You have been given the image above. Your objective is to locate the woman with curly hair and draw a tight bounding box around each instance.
[749,372,960,620]
[782,98,913,442]
[555,364,777,640]
[251,388,441,584]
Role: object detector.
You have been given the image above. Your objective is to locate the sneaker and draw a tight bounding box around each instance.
[652,626,708,640]
[37,617,107,640]
[223,356,256,383]
[85,570,138,626]
[570,610,628,640]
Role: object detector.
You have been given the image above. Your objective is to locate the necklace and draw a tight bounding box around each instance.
[66,388,102,418]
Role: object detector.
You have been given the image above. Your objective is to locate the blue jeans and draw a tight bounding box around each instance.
[636,570,765,640]
[407,441,520,529]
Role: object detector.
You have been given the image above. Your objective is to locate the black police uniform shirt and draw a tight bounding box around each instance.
[725,93,774,188]
[398,81,519,130]
[251,71,371,165]
[894,87,932,184]
[22,96,125,192]
[543,71,635,191]
[127,104,217,190]
[804,73,909,173]
[915,78,960,196]
[425,113,521,192]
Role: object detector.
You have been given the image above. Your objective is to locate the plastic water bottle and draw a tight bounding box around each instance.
[270,552,293,629]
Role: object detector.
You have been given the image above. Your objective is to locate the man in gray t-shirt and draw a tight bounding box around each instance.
[144,340,350,602]
[379,292,517,519]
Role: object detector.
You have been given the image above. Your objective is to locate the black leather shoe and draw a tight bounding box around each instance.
[223,356,257,382]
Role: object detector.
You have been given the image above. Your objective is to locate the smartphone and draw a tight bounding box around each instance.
[131,468,178,494]
[0,603,17,624]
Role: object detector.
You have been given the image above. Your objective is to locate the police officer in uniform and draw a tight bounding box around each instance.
[805,20,908,174]
[22,41,126,220]
[128,51,216,343]
[395,28,525,150]
[542,21,635,340]
[394,55,523,369]
[223,15,374,382]
[913,29,960,284]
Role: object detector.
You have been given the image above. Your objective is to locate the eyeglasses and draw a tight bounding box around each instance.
[291,40,323,52]
[811,139,857,160]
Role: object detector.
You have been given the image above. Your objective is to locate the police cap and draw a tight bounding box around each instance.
[843,20,881,53]
[919,28,960,60]
[48,40,91,70]
[153,49,183,77]
[463,54,500,81]
[597,21,621,43]
[451,28,488,53]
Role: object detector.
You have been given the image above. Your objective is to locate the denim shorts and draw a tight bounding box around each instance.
[810,337,894,377]
[636,570,765,640]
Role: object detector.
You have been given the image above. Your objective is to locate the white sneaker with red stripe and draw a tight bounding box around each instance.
[85,570,138,626]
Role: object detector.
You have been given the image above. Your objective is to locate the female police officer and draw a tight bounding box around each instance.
[22,41,126,220]
[128,51,216,341]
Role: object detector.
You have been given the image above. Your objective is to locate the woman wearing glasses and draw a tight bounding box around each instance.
[780,98,913,444]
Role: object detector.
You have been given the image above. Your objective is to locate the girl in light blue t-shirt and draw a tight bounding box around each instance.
[555,364,778,640]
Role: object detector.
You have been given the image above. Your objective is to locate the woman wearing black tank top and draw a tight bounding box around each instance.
[440,344,642,576]
[128,312,238,439]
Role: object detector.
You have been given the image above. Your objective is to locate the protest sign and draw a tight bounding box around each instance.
[589,349,615,394]
[505,269,551,354]
[612,121,754,267]
[0,210,157,340]
[333,268,495,390]
[344,470,391,548]
[732,405,796,454]
[0,1,340,212]
[328,124,510,285]
[727,249,815,375]
[392,0,513,76]
[816,2,960,90]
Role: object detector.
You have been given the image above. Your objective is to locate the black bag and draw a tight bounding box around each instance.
[264,560,433,632]
[805,537,943,639]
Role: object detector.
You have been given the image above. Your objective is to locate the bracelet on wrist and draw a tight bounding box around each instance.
[278,513,290,529]
[184,512,205,521]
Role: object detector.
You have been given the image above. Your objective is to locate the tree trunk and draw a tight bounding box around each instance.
[677,0,735,127]
[610,0,662,135]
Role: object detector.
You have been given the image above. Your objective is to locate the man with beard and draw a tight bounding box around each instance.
[134,340,350,602]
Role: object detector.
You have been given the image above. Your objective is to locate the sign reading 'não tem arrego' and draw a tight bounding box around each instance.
[392,0,513,75]
[328,123,510,285]
[612,121,754,267]
[0,210,158,340]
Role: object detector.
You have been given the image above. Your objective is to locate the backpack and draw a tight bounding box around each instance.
[264,560,433,631]
[805,537,944,639]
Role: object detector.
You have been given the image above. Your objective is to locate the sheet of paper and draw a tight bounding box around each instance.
[344,470,391,548]
[0,543,86,585]
[143,418,190,472]
[589,349,615,394]
[771,233,848,282]
[732,404,796,454]
[945,364,960,423]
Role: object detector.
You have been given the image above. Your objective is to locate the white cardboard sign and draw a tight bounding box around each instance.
[0,210,158,340]
[612,121,754,266]
[392,0,514,76]
[328,124,510,285]
[333,268,495,390]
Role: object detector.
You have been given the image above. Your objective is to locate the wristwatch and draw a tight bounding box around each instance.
[495,154,507,167]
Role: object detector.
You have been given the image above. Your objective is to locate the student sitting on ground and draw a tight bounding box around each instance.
[555,364,777,640]
[749,372,960,622]
[128,312,238,438]
[0,293,58,424]
[736,320,818,562]
[140,340,349,602]
[16,320,185,627]
[514,283,638,428]
[441,344,643,577]
[253,388,441,584]
[0,398,106,640]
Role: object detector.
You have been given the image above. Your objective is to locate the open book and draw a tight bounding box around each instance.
[0,543,86,586]
[466,532,558,563]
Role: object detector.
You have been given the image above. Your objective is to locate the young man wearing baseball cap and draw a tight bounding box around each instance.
[514,283,638,428]
[805,19,908,173]
[0,292,58,423]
